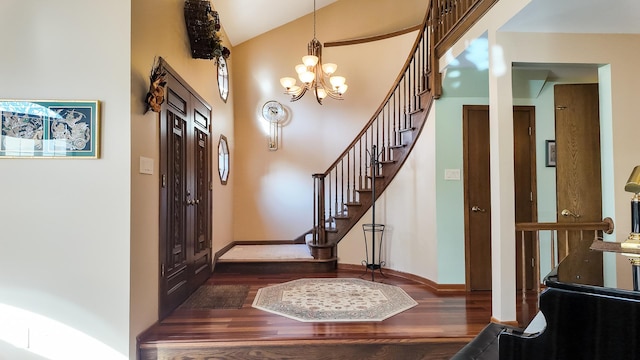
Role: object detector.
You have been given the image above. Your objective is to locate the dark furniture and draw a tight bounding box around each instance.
[499,265,640,359]
[450,323,519,360]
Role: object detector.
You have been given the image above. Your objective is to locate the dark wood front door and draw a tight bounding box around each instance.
[555,83,602,286]
[159,64,212,319]
[463,105,537,291]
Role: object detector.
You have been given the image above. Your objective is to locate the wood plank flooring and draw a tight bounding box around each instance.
[138,268,538,359]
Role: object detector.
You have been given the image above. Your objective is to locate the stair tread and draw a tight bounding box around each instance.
[399,127,416,133]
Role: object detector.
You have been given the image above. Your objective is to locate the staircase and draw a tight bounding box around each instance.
[305,12,435,259]
[218,0,497,268]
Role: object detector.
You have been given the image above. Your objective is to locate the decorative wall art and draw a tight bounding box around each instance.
[0,100,100,158]
[183,0,231,101]
[145,58,167,113]
[184,0,231,61]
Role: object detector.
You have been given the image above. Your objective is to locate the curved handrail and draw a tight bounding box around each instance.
[309,3,435,249]
[320,7,432,176]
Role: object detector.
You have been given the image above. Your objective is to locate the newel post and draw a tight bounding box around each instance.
[312,173,326,245]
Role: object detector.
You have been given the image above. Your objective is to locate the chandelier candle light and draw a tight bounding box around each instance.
[280,0,348,104]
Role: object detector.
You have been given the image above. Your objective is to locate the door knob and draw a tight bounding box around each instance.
[561,209,580,218]
[471,205,486,213]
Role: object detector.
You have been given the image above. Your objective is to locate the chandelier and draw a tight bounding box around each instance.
[279,0,348,105]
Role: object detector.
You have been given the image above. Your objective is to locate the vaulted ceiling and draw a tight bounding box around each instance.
[212,0,337,45]
[214,0,640,47]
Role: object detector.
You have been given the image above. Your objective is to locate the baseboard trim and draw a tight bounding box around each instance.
[337,263,466,293]
[491,317,520,327]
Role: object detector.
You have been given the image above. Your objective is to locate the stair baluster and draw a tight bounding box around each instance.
[307,14,434,253]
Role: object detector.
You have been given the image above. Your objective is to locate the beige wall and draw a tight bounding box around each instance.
[232,0,427,241]
[338,108,439,281]
[130,0,235,357]
[0,0,131,358]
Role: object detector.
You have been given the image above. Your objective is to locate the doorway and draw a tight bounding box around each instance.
[463,105,537,291]
[158,61,213,319]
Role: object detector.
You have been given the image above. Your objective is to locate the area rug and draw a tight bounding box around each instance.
[252,278,417,322]
[179,284,249,309]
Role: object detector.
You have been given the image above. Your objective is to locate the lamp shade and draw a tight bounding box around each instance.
[299,71,315,84]
[280,77,297,89]
[289,85,301,93]
[330,76,346,88]
[322,63,337,75]
[302,55,319,67]
[316,87,327,99]
[295,64,307,74]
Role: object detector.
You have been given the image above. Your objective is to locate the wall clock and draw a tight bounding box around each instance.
[261,101,286,151]
[261,100,285,123]
[217,57,229,102]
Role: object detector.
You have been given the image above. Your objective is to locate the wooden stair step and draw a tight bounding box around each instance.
[215,244,336,273]
[408,107,424,115]
[399,127,416,133]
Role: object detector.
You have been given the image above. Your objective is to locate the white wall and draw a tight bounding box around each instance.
[0,0,131,359]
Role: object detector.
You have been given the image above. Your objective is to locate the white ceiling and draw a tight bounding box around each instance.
[213,0,640,47]
[212,0,337,46]
[502,0,640,34]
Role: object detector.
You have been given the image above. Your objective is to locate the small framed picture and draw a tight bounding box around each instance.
[0,100,100,158]
[545,140,556,167]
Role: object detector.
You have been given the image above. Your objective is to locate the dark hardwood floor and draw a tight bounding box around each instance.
[138,268,538,359]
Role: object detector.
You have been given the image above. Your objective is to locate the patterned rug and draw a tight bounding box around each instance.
[179,284,249,309]
[252,278,417,322]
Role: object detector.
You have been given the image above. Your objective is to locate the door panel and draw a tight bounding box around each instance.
[555,84,602,286]
[189,120,211,289]
[464,106,492,291]
[513,107,537,290]
[159,84,190,318]
[464,106,537,291]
